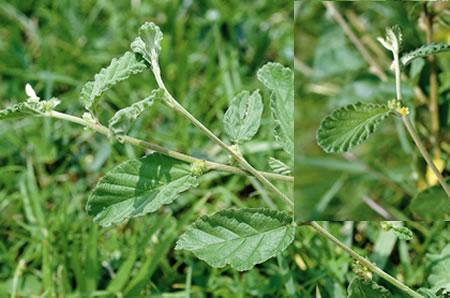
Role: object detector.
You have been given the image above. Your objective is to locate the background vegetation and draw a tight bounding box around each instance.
[295,1,450,220]
[296,221,450,298]
[0,1,296,296]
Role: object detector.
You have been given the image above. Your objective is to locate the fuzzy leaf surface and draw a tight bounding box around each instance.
[0,102,39,120]
[401,43,450,66]
[86,153,198,227]
[131,22,163,65]
[347,278,390,298]
[0,98,60,120]
[317,102,391,153]
[268,157,291,175]
[80,51,147,110]
[257,62,294,163]
[108,89,164,135]
[223,90,263,143]
[175,208,295,271]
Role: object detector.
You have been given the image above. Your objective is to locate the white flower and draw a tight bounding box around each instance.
[25,83,40,102]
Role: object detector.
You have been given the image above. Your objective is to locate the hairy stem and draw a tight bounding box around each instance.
[309,222,423,298]
[392,48,450,197]
[401,116,450,197]
[150,58,294,208]
[394,51,402,101]
[46,111,293,183]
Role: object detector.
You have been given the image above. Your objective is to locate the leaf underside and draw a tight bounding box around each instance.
[257,62,294,164]
[223,90,263,143]
[317,102,391,153]
[401,43,450,66]
[80,51,147,110]
[86,153,198,227]
[108,89,164,135]
[0,99,60,121]
[0,102,39,120]
[268,157,291,175]
[131,22,163,65]
[175,208,295,271]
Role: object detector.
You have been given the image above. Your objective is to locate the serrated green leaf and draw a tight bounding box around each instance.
[131,22,163,66]
[317,102,392,153]
[80,51,147,110]
[401,43,450,66]
[409,182,450,220]
[347,278,391,298]
[108,89,164,135]
[428,244,450,293]
[223,90,263,143]
[86,153,198,227]
[175,208,295,271]
[257,62,294,164]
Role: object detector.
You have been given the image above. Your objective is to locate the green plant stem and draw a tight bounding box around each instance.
[150,57,294,208]
[46,110,293,183]
[392,49,450,197]
[402,116,450,197]
[308,222,423,298]
[394,51,402,100]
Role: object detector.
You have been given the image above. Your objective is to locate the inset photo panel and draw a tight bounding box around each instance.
[295,1,450,221]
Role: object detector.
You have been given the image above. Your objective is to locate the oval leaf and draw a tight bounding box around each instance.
[347,278,391,298]
[317,102,391,153]
[81,51,147,110]
[223,90,263,143]
[86,153,198,227]
[409,182,450,220]
[175,208,295,271]
[257,62,294,164]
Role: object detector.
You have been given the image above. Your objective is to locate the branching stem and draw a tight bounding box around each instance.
[150,57,294,208]
[46,110,293,183]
